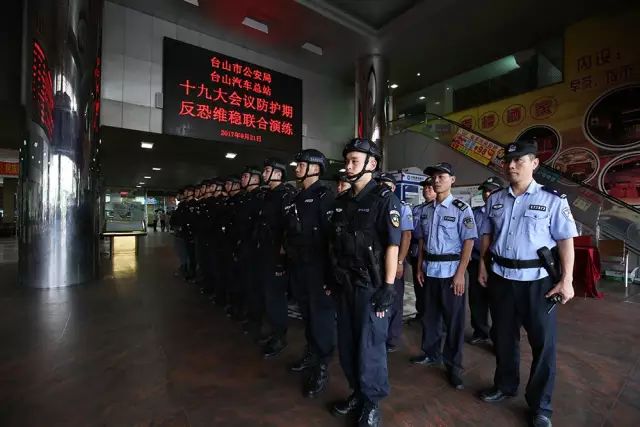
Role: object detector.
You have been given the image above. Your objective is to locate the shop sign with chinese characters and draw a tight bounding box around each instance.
[163,38,302,151]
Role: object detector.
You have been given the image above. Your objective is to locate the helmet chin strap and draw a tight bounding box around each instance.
[296,163,320,181]
[346,154,373,183]
[265,168,283,184]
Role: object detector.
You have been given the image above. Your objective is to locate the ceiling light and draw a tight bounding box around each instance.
[152,167,161,171]
[136,185,141,188]
[225,152,237,159]
[416,72,421,77]
[390,84,398,89]
[419,96,426,100]
[339,168,346,172]
[140,142,154,149]
[302,42,323,56]
[446,87,451,91]
[434,101,441,105]
[289,161,297,166]
[183,0,199,5]
[139,182,145,185]
[144,176,151,179]
[242,17,269,34]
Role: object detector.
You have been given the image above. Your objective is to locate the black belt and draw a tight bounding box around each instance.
[492,254,543,269]
[425,253,460,262]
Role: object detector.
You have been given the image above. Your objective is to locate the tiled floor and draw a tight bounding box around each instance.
[1,233,640,426]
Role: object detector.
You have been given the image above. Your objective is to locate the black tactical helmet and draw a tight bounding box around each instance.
[294,149,328,173]
[342,138,382,161]
[264,157,287,176]
[242,165,263,176]
[335,172,349,183]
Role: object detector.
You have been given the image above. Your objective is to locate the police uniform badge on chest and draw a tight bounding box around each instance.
[529,204,547,212]
[443,216,456,222]
[390,209,400,228]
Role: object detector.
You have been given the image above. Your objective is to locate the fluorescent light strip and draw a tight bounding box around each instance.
[390,83,398,89]
[144,176,151,179]
[242,17,269,34]
[152,167,161,171]
[289,162,297,166]
[140,142,154,149]
[302,42,323,56]
[225,152,237,159]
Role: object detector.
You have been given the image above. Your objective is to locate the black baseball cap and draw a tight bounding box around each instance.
[478,176,506,191]
[504,140,538,160]
[424,162,454,176]
[376,172,397,186]
[420,176,434,187]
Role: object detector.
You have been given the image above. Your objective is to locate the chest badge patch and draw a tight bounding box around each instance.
[492,204,504,210]
[390,209,400,228]
[529,204,547,211]
[443,216,456,222]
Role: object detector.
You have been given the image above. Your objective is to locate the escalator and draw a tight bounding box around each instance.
[386,112,640,257]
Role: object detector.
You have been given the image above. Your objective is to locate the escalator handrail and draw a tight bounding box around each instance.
[388,112,640,216]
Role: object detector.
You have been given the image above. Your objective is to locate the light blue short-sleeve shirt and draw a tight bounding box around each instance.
[418,194,478,278]
[481,179,578,281]
[400,202,414,232]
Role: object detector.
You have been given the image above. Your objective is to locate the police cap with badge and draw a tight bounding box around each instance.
[478,176,505,193]
[424,162,454,176]
[504,140,538,160]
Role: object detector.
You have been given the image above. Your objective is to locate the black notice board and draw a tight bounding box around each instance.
[163,38,302,152]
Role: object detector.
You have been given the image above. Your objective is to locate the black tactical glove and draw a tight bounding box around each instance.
[371,284,396,312]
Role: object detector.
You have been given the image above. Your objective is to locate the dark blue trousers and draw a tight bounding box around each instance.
[468,259,492,340]
[421,276,465,372]
[290,262,336,363]
[336,285,389,404]
[259,254,289,338]
[488,272,556,417]
[387,269,405,347]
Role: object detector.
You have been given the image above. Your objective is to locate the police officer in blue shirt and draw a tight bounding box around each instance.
[478,141,578,427]
[328,138,402,427]
[468,176,505,345]
[376,173,414,353]
[410,162,477,390]
[408,177,436,324]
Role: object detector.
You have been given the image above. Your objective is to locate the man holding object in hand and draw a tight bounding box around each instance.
[477,140,578,427]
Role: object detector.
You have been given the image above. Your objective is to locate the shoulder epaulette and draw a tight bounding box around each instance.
[452,199,469,211]
[374,183,392,198]
[541,186,567,199]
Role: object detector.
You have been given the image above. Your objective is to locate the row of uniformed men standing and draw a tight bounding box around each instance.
[170,138,577,427]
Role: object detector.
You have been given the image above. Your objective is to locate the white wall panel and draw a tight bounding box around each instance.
[101,53,124,102]
[101,99,123,128]
[124,8,152,62]
[123,103,151,132]
[123,57,151,107]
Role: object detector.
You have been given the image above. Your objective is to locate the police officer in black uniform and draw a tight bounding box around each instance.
[200,178,225,298]
[328,138,402,427]
[181,185,198,281]
[255,158,297,358]
[234,166,265,329]
[171,188,188,277]
[285,149,336,398]
[336,172,352,194]
[194,179,212,289]
[218,176,243,313]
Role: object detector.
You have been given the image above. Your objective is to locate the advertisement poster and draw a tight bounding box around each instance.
[447,9,640,207]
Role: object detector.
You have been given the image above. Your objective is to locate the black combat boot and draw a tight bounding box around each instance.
[289,350,317,373]
[358,400,381,427]
[331,392,362,417]
[303,363,328,398]
[263,336,287,359]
